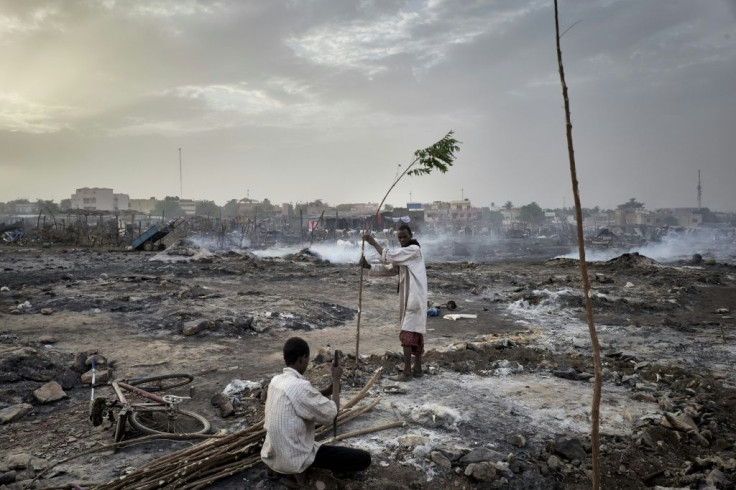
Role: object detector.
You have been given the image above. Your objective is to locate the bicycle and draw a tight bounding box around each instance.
[91,373,211,442]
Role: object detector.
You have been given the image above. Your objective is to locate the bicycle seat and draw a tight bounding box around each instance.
[162,394,190,404]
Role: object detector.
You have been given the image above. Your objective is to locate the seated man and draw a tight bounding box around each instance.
[261,337,371,482]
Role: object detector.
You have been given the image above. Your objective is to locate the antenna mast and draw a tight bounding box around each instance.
[179,148,183,199]
[697,169,702,210]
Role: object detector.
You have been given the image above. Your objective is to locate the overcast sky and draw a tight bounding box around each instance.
[1,0,734,211]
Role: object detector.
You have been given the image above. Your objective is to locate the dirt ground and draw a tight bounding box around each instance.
[0,240,735,489]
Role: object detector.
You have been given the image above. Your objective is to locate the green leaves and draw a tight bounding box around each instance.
[407,131,461,177]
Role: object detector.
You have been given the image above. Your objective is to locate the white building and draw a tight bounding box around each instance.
[71,188,129,211]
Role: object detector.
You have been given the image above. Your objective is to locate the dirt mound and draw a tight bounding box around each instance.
[601,252,659,268]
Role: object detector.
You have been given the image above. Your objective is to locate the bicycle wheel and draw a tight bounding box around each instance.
[127,374,193,392]
[129,409,210,436]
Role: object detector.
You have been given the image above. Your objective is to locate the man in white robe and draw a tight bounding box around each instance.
[362,224,428,381]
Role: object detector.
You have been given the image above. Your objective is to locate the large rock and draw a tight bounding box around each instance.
[430,451,452,468]
[58,368,80,390]
[182,320,213,336]
[0,404,33,424]
[464,462,498,482]
[234,316,254,329]
[553,437,586,462]
[33,381,67,403]
[5,454,31,470]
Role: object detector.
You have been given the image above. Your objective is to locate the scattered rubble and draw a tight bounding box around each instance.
[0,245,734,489]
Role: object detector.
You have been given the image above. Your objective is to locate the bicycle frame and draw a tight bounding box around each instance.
[112,380,169,408]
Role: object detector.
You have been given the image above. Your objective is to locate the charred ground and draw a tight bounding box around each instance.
[0,244,735,489]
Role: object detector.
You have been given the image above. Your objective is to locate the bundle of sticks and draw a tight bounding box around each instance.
[84,367,396,490]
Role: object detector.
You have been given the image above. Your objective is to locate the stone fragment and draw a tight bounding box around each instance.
[5,454,31,470]
[233,316,254,330]
[0,471,16,484]
[506,434,526,448]
[0,404,33,424]
[434,443,468,462]
[397,434,429,447]
[553,437,586,462]
[251,321,270,333]
[459,447,503,464]
[552,367,577,380]
[40,308,53,315]
[182,320,213,336]
[210,393,234,418]
[430,451,452,468]
[81,369,110,384]
[547,455,561,470]
[58,368,79,390]
[33,381,67,403]
[464,462,497,482]
[632,393,657,403]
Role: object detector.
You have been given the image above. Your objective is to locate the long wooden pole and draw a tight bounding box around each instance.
[355,159,419,360]
[554,2,602,488]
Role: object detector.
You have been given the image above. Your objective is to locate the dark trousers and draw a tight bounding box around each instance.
[310,445,371,473]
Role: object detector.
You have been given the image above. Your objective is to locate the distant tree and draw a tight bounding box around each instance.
[664,216,679,226]
[488,210,504,226]
[221,199,239,217]
[617,198,645,210]
[335,203,353,212]
[518,202,545,226]
[154,196,184,218]
[503,201,513,210]
[36,199,60,215]
[60,199,72,211]
[258,198,276,215]
[195,200,220,217]
[382,204,394,211]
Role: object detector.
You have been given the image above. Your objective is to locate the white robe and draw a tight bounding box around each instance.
[369,244,427,334]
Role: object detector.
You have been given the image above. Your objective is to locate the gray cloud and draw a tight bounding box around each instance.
[1,0,734,211]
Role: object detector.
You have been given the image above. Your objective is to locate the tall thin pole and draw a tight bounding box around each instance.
[554,2,601,488]
[179,148,183,199]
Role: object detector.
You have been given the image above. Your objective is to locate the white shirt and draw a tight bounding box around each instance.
[261,367,337,474]
[369,244,428,334]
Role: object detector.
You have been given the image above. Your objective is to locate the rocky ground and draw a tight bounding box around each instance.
[0,239,735,489]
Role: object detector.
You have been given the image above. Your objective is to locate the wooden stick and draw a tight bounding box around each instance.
[554,2,602,489]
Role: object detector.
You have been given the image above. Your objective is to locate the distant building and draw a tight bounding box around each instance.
[129,197,157,214]
[71,188,129,212]
[179,199,196,216]
[14,202,39,215]
[349,203,379,214]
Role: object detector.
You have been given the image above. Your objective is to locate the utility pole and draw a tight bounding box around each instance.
[179,148,183,199]
[697,169,702,210]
